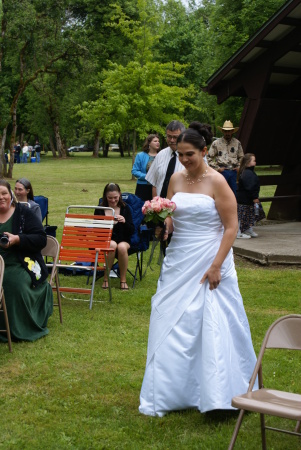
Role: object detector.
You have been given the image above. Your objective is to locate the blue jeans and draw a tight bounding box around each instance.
[221,169,237,195]
[36,152,41,163]
[22,153,27,163]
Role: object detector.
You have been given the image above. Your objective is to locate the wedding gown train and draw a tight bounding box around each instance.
[139,193,257,417]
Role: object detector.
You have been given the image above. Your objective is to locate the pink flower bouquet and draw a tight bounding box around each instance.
[142,196,176,224]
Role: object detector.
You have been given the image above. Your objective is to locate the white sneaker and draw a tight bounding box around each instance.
[109,270,118,278]
[244,228,258,238]
[236,233,251,239]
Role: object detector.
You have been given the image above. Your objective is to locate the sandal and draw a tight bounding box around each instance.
[102,280,109,290]
[120,282,129,291]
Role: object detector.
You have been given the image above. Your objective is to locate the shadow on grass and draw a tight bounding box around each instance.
[204,409,240,423]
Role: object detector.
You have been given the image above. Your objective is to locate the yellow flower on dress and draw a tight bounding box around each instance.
[24,257,42,280]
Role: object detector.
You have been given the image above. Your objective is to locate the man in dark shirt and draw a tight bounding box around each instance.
[34,140,42,163]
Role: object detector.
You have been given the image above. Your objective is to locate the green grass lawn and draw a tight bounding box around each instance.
[0,155,300,450]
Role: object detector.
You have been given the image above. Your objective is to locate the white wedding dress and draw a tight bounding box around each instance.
[139,193,257,417]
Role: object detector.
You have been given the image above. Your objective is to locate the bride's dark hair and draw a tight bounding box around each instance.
[177,122,213,150]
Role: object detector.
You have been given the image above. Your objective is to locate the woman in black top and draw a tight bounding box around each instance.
[0,180,53,342]
[95,183,134,290]
[236,153,265,238]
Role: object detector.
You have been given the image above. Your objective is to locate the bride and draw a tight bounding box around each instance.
[139,122,257,417]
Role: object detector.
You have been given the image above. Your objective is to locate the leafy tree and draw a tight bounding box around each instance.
[0,0,288,172]
[0,0,88,175]
[79,60,195,158]
[77,0,197,165]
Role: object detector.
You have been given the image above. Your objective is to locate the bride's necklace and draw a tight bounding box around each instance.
[185,168,208,185]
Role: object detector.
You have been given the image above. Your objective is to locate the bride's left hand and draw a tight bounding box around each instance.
[200,266,221,290]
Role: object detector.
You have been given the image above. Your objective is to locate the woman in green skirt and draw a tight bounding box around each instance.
[0,180,53,342]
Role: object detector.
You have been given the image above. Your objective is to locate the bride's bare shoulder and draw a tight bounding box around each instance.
[170,170,186,184]
[207,167,227,184]
[206,167,233,196]
[172,169,186,179]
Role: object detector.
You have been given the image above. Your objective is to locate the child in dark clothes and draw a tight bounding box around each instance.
[236,153,265,238]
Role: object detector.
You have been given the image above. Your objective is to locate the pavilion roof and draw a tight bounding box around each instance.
[205,0,301,103]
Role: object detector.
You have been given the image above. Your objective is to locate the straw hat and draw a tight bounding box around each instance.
[217,120,239,133]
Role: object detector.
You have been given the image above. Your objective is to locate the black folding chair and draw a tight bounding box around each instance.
[121,193,152,286]
[88,193,152,288]
[34,195,57,237]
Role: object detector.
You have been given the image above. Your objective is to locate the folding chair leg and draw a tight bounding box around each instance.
[88,252,112,309]
[55,271,63,324]
[260,413,267,450]
[1,292,12,353]
[104,253,112,302]
[89,250,99,310]
[228,409,245,450]
[128,252,143,288]
[138,251,143,280]
[295,421,301,433]
[132,254,140,288]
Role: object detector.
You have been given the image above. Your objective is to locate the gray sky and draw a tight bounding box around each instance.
[180,0,202,9]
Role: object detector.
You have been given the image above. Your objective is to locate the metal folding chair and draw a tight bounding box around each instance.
[229,314,301,449]
[0,255,12,352]
[42,236,62,324]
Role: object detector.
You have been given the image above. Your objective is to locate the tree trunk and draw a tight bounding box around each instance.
[131,130,136,180]
[7,104,18,178]
[118,137,124,157]
[103,142,109,158]
[122,134,127,158]
[49,135,57,157]
[0,128,7,178]
[93,130,100,158]
[53,123,66,158]
[127,133,131,157]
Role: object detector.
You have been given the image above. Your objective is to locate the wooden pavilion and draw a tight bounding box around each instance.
[204,0,301,220]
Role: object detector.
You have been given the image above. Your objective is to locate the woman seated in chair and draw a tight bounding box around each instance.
[14,177,42,222]
[95,183,134,291]
[0,180,53,342]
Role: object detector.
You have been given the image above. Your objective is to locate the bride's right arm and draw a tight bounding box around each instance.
[163,216,173,240]
[166,172,182,200]
[163,175,179,239]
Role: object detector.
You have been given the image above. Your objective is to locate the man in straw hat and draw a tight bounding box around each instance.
[207,120,244,195]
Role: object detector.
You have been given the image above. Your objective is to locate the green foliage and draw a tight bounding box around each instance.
[77,0,197,146]
[108,0,161,65]
[78,60,195,142]
[205,0,285,71]
[0,0,290,170]
[0,0,93,167]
